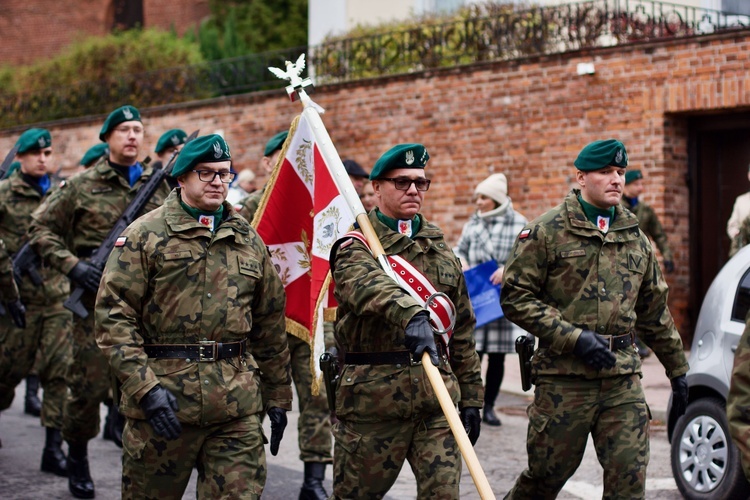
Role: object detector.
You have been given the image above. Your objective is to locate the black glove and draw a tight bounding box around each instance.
[267,407,287,456]
[573,330,616,371]
[404,312,439,366]
[460,407,481,446]
[139,385,181,440]
[671,374,688,419]
[68,261,103,295]
[664,260,675,274]
[6,298,26,329]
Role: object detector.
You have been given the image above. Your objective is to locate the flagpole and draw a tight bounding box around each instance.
[271,57,495,499]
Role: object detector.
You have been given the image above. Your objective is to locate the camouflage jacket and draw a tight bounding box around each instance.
[0,171,69,304]
[95,189,292,424]
[0,239,19,302]
[236,185,264,224]
[727,317,750,481]
[730,215,750,258]
[502,190,688,380]
[28,156,170,277]
[621,196,673,261]
[332,210,483,421]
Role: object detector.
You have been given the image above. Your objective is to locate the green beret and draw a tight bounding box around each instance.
[79,143,109,167]
[625,169,643,185]
[370,143,429,180]
[99,105,141,141]
[264,131,288,156]
[7,161,20,176]
[171,134,231,178]
[574,139,628,172]
[16,128,51,154]
[155,129,188,153]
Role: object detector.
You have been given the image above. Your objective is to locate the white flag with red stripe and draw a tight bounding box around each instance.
[253,114,356,382]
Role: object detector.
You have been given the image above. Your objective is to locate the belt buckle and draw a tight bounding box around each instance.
[410,353,422,366]
[199,340,217,362]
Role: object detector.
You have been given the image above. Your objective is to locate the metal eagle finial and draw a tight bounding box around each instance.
[268,53,306,88]
[269,53,318,107]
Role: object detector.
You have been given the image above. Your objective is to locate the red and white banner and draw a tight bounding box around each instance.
[253,114,356,381]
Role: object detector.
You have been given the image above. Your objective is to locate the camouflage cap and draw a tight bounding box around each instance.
[6,161,20,176]
[264,131,288,156]
[172,134,231,178]
[99,105,142,141]
[155,129,188,153]
[574,139,628,172]
[16,128,51,154]
[370,144,429,180]
[625,169,643,185]
[79,143,109,167]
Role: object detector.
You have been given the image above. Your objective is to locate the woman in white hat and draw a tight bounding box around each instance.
[455,172,528,426]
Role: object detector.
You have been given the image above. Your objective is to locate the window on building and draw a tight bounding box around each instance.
[110,0,144,31]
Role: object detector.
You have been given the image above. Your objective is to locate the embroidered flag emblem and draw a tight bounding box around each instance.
[519,229,531,239]
[115,236,127,247]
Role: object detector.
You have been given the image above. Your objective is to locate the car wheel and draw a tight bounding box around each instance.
[670,397,750,499]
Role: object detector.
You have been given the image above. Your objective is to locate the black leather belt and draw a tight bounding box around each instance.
[144,340,246,362]
[345,351,415,365]
[539,332,634,352]
[608,332,635,351]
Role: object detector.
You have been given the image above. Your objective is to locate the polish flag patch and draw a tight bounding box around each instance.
[115,236,127,247]
[518,229,531,239]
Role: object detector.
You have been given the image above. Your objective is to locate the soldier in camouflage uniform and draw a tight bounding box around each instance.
[0,128,71,476]
[235,130,286,222]
[502,139,689,500]
[95,134,292,499]
[241,130,333,500]
[28,105,170,499]
[621,169,674,273]
[330,144,484,499]
[728,313,750,483]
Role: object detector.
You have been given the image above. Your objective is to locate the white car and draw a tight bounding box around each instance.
[668,244,750,499]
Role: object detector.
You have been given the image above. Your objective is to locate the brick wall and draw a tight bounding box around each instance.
[5,29,750,336]
[0,0,208,65]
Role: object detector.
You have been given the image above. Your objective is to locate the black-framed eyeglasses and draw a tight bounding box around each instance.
[379,177,431,192]
[192,170,236,184]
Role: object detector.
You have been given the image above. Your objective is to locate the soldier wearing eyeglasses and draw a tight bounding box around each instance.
[329,143,483,499]
[28,105,171,499]
[94,134,292,498]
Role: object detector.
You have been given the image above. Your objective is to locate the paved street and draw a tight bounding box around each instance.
[0,355,682,499]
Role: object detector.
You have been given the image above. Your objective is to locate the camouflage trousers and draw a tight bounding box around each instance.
[0,301,72,429]
[62,300,112,444]
[332,414,460,499]
[505,374,650,500]
[122,413,266,499]
[288,333,333,463]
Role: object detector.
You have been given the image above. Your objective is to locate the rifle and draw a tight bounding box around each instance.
[515,334,535,392]
[0,145,20,180]
[64,130,199,318]
[12,242,43,287]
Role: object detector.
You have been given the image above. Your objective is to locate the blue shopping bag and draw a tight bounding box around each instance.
[464,260,504,328]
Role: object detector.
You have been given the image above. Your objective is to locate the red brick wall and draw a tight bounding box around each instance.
[0,0,209,65]
[5,30,750,335]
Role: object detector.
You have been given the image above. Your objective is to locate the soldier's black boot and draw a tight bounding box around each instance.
[67,442,95,499]
[40,427,68,476]
[482,404,501,426]
[102,403,124,448]
[24,375,42,417]
[299,462,328,500]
